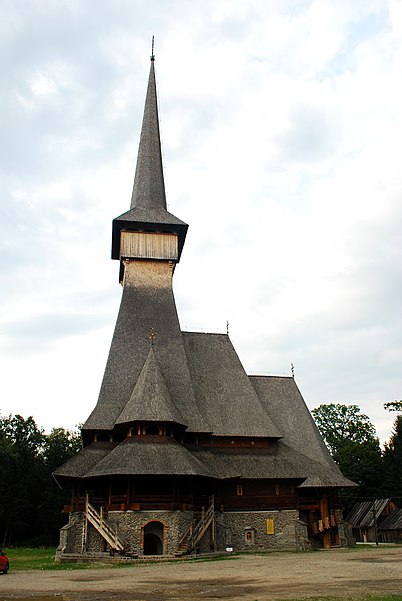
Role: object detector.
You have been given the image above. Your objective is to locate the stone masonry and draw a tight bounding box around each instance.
[59,508,313,557]
[220,510,309,552]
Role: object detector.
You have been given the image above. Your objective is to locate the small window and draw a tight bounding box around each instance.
[236,483,243,496]
[275,483,280,496]
[244,528,255,545]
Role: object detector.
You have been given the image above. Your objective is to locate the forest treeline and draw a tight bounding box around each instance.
[312,402,402,508]
[0,403,401,547]
[0,414,80,547]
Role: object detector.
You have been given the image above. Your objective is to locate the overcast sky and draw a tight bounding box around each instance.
[1,0,401,444]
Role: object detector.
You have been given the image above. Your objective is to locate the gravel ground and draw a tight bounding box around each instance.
[0,546,401,601]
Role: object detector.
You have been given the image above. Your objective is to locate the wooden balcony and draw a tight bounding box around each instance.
[64,495,196,513]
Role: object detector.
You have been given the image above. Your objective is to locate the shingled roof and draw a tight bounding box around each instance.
[53,442,115,480]
[189,442,353,487]
[183,332,282,438]
[54,436,352,487]
[83,262,211,434]
[379,508,402,531]
[57,436,212,479]
[115,346,187,427]
[131,59,166,212]
[250,375,337,469]
[346,499,392,527]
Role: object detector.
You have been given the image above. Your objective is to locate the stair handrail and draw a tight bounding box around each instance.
[187,496,215,552]
[177,523,193,551]
[85,495,125,551]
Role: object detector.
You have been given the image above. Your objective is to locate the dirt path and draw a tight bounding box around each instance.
[1,547,401,601]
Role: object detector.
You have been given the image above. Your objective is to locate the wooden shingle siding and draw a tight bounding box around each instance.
[120,231,178,261]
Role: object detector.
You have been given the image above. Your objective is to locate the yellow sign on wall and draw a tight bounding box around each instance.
[266,519,275,535]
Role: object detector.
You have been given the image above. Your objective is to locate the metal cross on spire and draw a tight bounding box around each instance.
[151,35,155,61]
[148,327,157,345]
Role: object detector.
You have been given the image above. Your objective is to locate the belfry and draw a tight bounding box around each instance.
[54,52,354,559]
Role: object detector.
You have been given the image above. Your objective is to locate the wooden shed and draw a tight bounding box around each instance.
[379,508,402,543]
[346,499,398,543]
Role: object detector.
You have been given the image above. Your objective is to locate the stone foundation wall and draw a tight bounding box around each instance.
[59,508,311,556]
[58,512,85,554]
[220,510,308,552]
[107,510,194,555]
[60,510,194,555]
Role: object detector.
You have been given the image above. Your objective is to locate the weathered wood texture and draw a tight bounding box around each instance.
[120,231,178,260]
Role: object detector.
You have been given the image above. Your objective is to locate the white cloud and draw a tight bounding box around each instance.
[1,0,401,446]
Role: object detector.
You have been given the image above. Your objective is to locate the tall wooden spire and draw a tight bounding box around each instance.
[111,54,188,270]
[130,57,166,211]
[84,54,209,437]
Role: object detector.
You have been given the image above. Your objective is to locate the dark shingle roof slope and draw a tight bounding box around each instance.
[116,346,186,427]
[346,499,392,527]
[250,375,337,469]
[53,442,115,480]
[182,332,282,438]
[130,60,166,212]
[190,442,353,487]
[379,508,402,531]
[83,262,210,434]
[84,436,211,478]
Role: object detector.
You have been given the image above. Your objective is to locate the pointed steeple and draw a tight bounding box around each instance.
[112,51,188,269]
[115,346,187,427]
[130,58,166,211]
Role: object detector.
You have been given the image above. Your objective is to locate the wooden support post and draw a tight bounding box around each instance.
[211,515,216,550]
[83,493,89,552]
[319,493,331,549]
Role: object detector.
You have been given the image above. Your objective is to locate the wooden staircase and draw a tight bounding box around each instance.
[83,495,125,552]
[176,496,215,555]
[175,524,193,556]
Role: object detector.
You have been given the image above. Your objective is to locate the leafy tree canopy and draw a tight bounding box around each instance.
[382,414,402,498]
[311,403,378,456]
[0,412,81,546]
[383,400,402,413]
[312,403,383,502]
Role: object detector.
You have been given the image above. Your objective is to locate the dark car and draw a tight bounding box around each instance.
[0,550,9,574]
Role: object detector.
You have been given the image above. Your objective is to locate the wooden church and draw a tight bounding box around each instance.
[54,52,354,559]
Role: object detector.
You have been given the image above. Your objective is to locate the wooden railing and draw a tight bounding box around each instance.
[65,497,196,513]
[175,524,193,555]
[84,495,125,552]
[187,496,215,553]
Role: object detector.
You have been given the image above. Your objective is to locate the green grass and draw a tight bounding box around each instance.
[3,547,104,571]
[4,547,240,571]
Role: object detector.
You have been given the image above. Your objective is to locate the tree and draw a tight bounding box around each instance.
[311,403,378,456]
[43,426,82,472]
[383,400,402,413]
[0,414,45,546]
[0,413,81,546]
[37,426,82,544]
[312,403,383,500]
[382,414,402,499]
